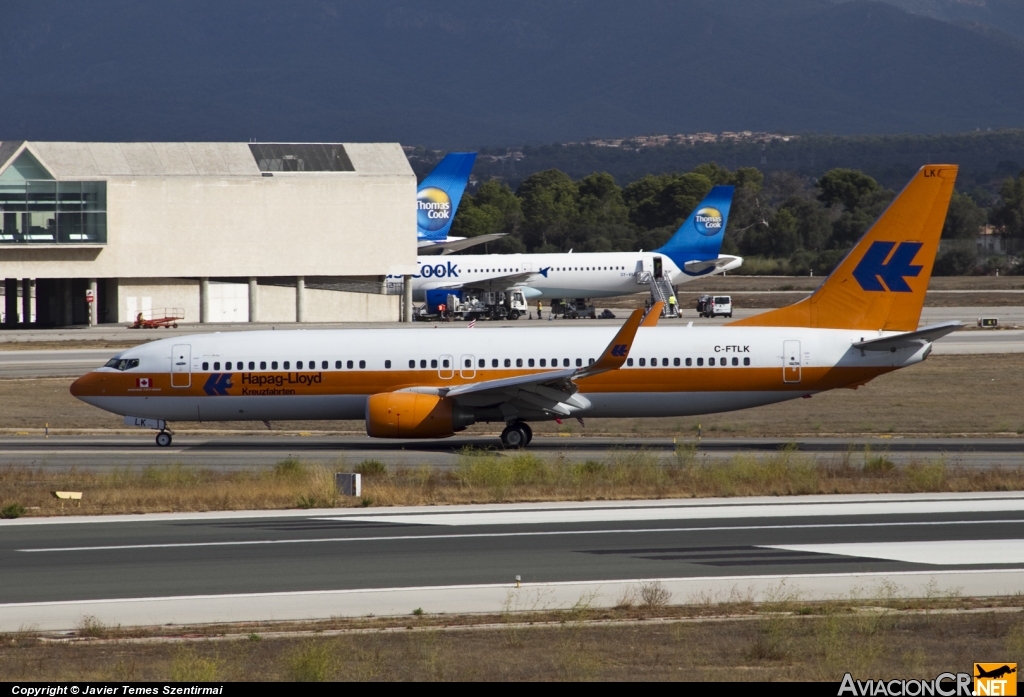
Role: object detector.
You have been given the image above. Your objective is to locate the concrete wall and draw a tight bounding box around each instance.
[113,278,398,324]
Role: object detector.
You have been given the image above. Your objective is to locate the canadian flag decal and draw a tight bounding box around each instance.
[137,378,151,388]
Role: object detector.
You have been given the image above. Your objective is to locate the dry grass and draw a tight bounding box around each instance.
[2,446,1023,516]
[4,354,1024,437]
[2,599,1022,682]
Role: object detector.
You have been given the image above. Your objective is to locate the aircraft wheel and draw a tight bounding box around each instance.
[155,431,172,447]
[519,422,533,445]
[501,423,528,449]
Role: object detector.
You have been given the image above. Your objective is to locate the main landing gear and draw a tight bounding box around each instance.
[155,430,173,447]
[500,421,533,449]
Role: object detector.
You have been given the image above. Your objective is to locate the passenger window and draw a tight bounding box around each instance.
[431,359,438,369]
[685,358,692,366]
[478,359,485,368]
[272,361,278,370]
[528,358,535,367]
[744,357,751,366]
[673,358,680,366]
[409,360,415,369]
[504,358,511,368]
[650,357,656,366]
[385,360,391,369]
[563,358,570,367]
[639,358,646,366]
[627,358,634,366]
[492,359,499,368]
[249,361,255,370]
[442,358,449,368]
[260,361,266,370]
[662,358,668,366]
[322,361,328,370]
[576,358,582,367]
[202,362,209,370]
[540,358,546,367]
[589,358,595,365]
[516,358,523,367]
[359,360,366,369]
[296,361,302,369]
[697,358,703,366]
[732,357,738,366]
[347,360,354,369]
[336,360,342,369]
[225,362,232,370]
[709,357,715,366]
[284,361,290,369]
[421,360,427,369]
[214,362,221,370]
[465,359,472,368]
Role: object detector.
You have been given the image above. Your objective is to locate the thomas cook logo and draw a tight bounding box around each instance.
[693,207,724,236]
[417,187,452,233]
[974,663,1017,696]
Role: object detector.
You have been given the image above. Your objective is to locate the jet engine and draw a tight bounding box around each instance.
[365,392,475,439]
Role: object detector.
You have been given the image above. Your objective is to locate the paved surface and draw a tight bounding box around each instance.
[3,492,1023,629]
[0,435,1021,469]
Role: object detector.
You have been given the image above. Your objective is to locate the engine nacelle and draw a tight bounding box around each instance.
[365,392,475,439]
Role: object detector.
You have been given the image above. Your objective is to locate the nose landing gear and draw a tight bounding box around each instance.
[155,430,173,447]
[500,421,533,449]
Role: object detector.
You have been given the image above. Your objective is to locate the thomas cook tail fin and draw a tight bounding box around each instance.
[417,153,477,241]
[654,185,735,276]
[728,165,958,332]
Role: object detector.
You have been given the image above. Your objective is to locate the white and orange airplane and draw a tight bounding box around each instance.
[72,165,960,448]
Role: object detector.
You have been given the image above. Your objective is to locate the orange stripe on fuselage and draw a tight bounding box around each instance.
[70,365,895,400]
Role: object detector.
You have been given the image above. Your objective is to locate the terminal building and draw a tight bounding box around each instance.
[0,141,416,327]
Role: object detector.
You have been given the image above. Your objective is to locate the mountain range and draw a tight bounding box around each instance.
[3,0,1024,147]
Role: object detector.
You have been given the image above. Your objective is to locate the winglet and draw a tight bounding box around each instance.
[640,301,665,327]
[576,307,646,378]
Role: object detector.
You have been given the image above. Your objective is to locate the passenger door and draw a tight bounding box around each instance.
[171,344,192,388]
[783,340,801,383]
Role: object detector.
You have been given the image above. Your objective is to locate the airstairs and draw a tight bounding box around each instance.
[648,277,679,317]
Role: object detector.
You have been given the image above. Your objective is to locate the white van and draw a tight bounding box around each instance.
[698,295,732,318]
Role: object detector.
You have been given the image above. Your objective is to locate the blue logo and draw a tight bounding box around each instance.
[611,344,628,357]
[203,373,233,396]
[415,261,460,279]
[852,241,923,292]
[692,207,724,237]
[417,187,452,233]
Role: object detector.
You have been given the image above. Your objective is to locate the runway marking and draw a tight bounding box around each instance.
[320,497,1024,527]
[766,539,1024,566]
[18,518,1024,553]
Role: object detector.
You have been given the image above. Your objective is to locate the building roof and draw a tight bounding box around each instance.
[0,141,411,179]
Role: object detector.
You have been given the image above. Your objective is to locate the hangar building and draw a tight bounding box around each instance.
[0,141,416,327]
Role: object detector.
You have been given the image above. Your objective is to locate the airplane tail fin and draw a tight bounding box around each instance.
[654,185,735,276]
[728,165,958,331]
[417,152,477,240]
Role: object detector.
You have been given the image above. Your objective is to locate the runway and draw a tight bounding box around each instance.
[3,492,1023,630]
[0,435,1021,469]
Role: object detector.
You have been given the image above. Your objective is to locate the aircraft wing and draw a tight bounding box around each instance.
[418,234,507,255]
[853,321,962,351]
[396,308,646,418]
[683,254,743,276]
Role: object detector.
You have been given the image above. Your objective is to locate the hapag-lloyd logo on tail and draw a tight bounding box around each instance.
[852,241,924,292]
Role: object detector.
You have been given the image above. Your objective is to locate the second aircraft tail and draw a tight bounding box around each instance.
[654,185,735,276]
[417,153,477,241]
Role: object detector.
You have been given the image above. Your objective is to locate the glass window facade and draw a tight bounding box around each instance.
[0,151,106,244]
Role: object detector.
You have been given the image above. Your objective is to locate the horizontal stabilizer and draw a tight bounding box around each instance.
[853,321,961,351]
[418,233,507,255]
[683,255,743,275]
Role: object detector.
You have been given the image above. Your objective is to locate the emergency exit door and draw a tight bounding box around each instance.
[783,340,801,383]
[171,344,192,388]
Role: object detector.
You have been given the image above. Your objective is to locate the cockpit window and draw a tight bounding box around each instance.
[104,358,140,371]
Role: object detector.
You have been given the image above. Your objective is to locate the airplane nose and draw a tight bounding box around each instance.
[70,371,103,398]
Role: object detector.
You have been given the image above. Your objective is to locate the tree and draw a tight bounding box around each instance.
[450,180,525,253]
[817,168,882,211]
[516,169,579,251]
[992,173,1024,237]
[942,191,987,240]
